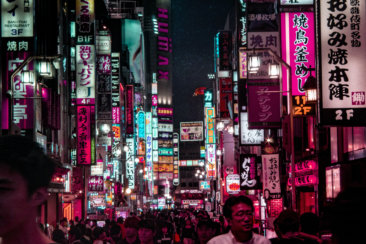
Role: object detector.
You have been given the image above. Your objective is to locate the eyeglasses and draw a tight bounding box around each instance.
[233,210,253,219]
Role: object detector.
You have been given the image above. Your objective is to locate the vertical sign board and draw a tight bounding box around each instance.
[239,154,259,190]
[218,31,232,71]
[262,154,281,199]
[76,45,95,103]
[240,112,264,145]
[1,0,34,37]
[76,0,95,45]
[111,53,120,124]
[125,85,134,134]
[281,12,315,95]
[206,144,216,179]
[237,0,247,49]
[319,0,366,125]
[205,107,216,144]
[219,78,233,118]
[247,82,281,128]
[77,106,91,165]
[125,137,135,189]
[173,133,179,186]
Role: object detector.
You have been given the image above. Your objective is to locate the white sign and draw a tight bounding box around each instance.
[262,154,281,199]
[76,45,96,99]
[248,32,280,80]
[91,160,104,176]
[226,174,241,194]
[96,35,111,54]
[125,137,135,189]
[1,0,34,37]
[240,112,264,145]
[158,123,173,132]
[180,121,204,141]
[320,0,366,125]
[280,0,313,5]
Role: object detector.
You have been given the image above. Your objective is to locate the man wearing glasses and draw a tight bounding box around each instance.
[208,195,270,244]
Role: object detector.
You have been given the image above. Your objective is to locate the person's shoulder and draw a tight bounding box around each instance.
[253,233,271,244]
[207,232,231,244]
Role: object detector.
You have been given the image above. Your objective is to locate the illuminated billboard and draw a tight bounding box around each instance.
[1,0,34,37]
[180,121,203,141]
[76,45,95,101]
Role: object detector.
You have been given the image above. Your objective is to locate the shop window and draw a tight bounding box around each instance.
[343,127,366,153]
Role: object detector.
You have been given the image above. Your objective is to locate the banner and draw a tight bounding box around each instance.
[240,154,259,190]
[218,31,232,71]
[262,154,281,199]
[247,82,281,128]
[240,112,264,145]
[281,12,315,95]
[180,121,203,141]
[77,106,91,165]
[319,0,366,125]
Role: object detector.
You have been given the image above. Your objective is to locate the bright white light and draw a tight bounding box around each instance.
[216,149,222,156]
[125,188,131,194]
[135,158,139,163]
[227,126,234,135]
[139,169,143,174]
[217,121,225,131]
[100,124,111,134]
[123,145,129,152]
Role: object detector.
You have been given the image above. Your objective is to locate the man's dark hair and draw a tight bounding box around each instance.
[223,195,254,219]
[300,212,319,235]
[124,216,140,229]
[0,135,56,194]
[196,219,215,230]
[275,210,300,234]
[138,218,155,232]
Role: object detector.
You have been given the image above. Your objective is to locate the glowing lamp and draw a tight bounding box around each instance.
[303,75,317,103]
[248,55,261,73]
[269,64,279,78]
[21,70,34,84]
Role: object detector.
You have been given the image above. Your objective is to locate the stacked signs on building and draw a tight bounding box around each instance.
[1,0,34,131]
[262,154,281,199]
[157,107,174,180]
[319,0,366,125]
[76,0,95,165]
[246,1,281,129]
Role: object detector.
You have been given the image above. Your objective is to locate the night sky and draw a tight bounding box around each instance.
[172,0,234,130]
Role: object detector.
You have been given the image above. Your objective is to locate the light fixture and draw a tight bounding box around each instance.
[303,75,317,103]
[269,64,279,78]
[134,157,139,163]
[216,149,222,156]
[248,55,261,73]
[123,145,129,152]
[217,121,225,131]
[21,70,34,84]
[38,60,55,79]
[227,125,234,135]
[125,188,131,194]
[100,124,111,134]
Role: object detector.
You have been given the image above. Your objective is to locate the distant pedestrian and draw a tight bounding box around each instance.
[138,218,155,244]
[0,135,56,244]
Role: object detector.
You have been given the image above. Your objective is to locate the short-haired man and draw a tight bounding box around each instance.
[208,195,270,244]
[0,135,56,244]
[138,218,155,244]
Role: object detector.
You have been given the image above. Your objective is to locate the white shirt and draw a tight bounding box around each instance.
[207,231,271,244]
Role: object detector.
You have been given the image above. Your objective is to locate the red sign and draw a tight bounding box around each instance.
[219,78,233,118]
[77,106,91,165]
[125,85,134,134]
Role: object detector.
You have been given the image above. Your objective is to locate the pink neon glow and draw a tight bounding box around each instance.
[281,12,315,95]
[77,106,91,165]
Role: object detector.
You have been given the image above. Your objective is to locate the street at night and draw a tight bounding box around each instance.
[0,0,365,244]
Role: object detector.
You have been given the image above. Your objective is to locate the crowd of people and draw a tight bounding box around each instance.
[44,196,327,244]
[1,135,364,244]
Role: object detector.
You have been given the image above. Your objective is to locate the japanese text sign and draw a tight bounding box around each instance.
[77,106,91,165]
[320,0,366,125]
